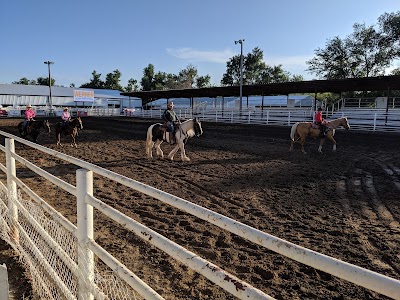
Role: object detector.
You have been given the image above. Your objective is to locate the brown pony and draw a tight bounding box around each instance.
[17,119,51,143]
[55,117,83,147]
[290,117,350,154]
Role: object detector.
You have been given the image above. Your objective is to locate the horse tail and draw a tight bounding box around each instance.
[145,124,155,156]
[290,122,300,141]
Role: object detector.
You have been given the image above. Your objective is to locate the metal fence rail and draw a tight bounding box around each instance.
[131,108,400,133]
[0,131,399,299]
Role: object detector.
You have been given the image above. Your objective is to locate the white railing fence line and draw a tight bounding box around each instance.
[0,131,399,299]
[128,108,400,133]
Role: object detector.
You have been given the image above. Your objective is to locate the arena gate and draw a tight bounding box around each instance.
[0,131,399,300]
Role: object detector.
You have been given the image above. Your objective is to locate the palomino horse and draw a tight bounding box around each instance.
[146,118,203,161]
[55,117,83,147]
[17,119,51,143]
[290,117,350,154]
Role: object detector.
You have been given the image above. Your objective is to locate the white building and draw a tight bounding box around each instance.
[0,84,141,110]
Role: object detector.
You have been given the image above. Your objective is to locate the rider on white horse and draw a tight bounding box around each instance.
[163,101,178,143]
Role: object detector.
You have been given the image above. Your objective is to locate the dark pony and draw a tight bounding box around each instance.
[17,119,51,143]
[290,117,350,154]
[55,117,83,147]
[146,118,203,161]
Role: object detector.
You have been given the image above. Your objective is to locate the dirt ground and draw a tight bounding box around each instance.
[0,116,399,300]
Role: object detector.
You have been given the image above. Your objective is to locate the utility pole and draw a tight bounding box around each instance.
[234,39,245,112]
[44,61,54,108]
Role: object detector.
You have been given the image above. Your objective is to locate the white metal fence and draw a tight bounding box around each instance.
[130,108,400,133]
[0,132,399,299]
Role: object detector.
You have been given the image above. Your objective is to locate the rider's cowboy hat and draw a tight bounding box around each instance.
[63,107,69,110]
[26,104,32,108]
[167,102,174,107]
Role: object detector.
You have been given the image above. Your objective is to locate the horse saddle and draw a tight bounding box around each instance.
[163,131,175,144]
[311,122,320,129]
[159,125,168,132]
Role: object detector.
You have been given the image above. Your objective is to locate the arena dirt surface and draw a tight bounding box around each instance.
[0,116,399,300]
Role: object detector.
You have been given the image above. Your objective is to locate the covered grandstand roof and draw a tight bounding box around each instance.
[121,75,400,105]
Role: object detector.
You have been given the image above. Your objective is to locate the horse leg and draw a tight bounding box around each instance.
[146,141,155,158]
[327,135,337,151]
[154,140,164,158]
[318,137,326,153]
[289,133,299,152]
[71,134,77,147]
[56,132,62,146]
[300,136,307,154]
[167,144,180,160]
[70,129,78,147]
[179,142,190,162]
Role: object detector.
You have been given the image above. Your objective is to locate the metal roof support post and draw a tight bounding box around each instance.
[191,97,193,118]
[385,86,390,125]
[234,39,244,114]
[221,96,224,118]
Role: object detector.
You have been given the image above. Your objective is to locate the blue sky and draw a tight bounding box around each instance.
[1,0,399,88]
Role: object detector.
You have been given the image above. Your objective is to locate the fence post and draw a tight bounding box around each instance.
[288,111,291,126]
[373,114,377,131]
[77,169,94,300]
[5,138,18,243]
[248,111,251,124]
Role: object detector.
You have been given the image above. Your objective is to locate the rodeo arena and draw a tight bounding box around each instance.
[0,75,399,300]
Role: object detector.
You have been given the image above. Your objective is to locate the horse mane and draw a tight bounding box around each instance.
[180,119,201,138]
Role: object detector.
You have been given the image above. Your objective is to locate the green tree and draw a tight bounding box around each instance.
[124,78,138,92]
[378,11,400,56]
[140,64,155,91]
[12,77,33,85]
[176,64,197,89]
[291,74,304,82]
[139,64,211,90]
[221,47,300,85]
[36,77,55,86]
[307,12,400,79]
[80,70,105,89]
[195,75,212,88]
[104,69,124,91]
[306,37,351,79]
[391,67,400,75]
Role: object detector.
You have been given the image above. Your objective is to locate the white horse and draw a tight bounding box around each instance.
[145,118,203,161]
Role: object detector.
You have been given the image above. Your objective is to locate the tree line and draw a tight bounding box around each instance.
[12,11,400,94]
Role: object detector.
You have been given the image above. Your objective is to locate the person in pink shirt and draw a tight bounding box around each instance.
[23,104,36,134]
[314,107,325,136]
[61,107,71,132]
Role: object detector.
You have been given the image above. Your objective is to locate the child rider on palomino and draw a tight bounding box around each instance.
[23,104,36,135]
[314,107,326,136]
[163,101,178,143]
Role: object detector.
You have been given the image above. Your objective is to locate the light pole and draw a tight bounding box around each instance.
[44,61,54,109]
[234,39,245,112]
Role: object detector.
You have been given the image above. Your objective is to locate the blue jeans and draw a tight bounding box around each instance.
[167,122,174,132]
[23,119,29,130]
